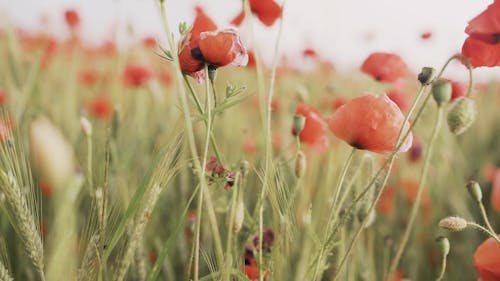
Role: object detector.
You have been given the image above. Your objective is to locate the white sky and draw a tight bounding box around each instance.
[0,0,498,81]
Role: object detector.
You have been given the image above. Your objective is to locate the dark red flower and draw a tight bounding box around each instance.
[292,103,329,152]
[87,95,113,119]
[123,64,152,87]
[327,93,412,154]
[361,52,408,83]
[461,0,500,67]
[64,9,80,29]
[231,0,282,27]
[474,235,500,281]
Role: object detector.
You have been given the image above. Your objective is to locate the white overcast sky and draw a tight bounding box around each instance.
[0,0,498,81]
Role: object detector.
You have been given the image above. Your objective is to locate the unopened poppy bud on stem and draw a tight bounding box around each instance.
[439,216,468,232]
[293,115,306,136]
[240,160,250,178]
[80,116,92,136]
[447,97,476,135]
[418,67,436,85]
[233,200,244,233]
[436,236,450,256]
[432,80,452,106]
[295,151,306,178]
[466,180,483,202]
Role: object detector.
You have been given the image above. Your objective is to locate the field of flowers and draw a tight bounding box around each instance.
[0,0,499,280]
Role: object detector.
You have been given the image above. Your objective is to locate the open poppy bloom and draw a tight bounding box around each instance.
[231,0,282,27]
[461,0,500,67]
[123,64,152,87]
[64,9,80,29]
[327,93,413,154]
[292,103,329,152]
[387,89,410,112]
[474,235,500,281]
[361,52,408,83]
[179,7,247,81]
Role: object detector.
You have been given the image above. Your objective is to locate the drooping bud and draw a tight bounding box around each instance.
[432,79,452,106]
[418,67,436,85]
[466,180,483,202]
[436,236,450,256]
[293,115,306,136]
[439,216,467,232]
[295,151,306,178]
[447,97,476,135]
[80,116,92,136]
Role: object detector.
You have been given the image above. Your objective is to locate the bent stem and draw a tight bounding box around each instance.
[386,105,444,280]
[467,222,500,244]
[436,251,447,281]
[478,201,497,238]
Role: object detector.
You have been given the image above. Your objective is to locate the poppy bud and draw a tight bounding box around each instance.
[233,200,244,233]
[293,115,306,136]
[295,151,306,178]
[447,97,476,135]
[432,80,452,106]
[436,236,450,256]
[80,117,92,136]
[466,180,483,202]
[439,216,467,232]
[417,67,436,85]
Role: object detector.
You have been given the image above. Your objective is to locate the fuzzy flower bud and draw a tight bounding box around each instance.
[447,97,476,135]
[295,150,306,178]
[432,79,452,106]
[439,216,467,232]
[240,160,250,178]
[436,236,450,256]
[466,180,483,202]
[418,67,436,85]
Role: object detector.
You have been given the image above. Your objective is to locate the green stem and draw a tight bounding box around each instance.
[478,201,497,237]
[436,253,447,281]
[86,134,93,191]
[467,222,500,243]
[387,105,444,280]
[331,148,356,210]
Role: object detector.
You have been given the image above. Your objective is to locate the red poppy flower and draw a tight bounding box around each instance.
[78,69,99,86]
[198,29,248,68]
[292,103,329,152]
[461,0,500,67]
[450,80,467,100]
[331,96,348,111]
[491,169,500,211]
[231,0,282,27]
[387,90,410,112]
[0,89,8,104]
[327,93,413,154]
[159,70,173,87]
[303,48,318,58]
[361,52,408,83]
[87,96,113,119]
[64,9,80,29]
[142,36,156,48]
[189,6,218,45]
[123,64,152,87]
[474,235,500,281]
[420,32,432,40]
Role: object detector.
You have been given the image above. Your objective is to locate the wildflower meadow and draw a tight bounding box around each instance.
[0,0,499,280]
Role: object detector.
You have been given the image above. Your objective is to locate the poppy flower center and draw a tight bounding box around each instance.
[190,47,205,61]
